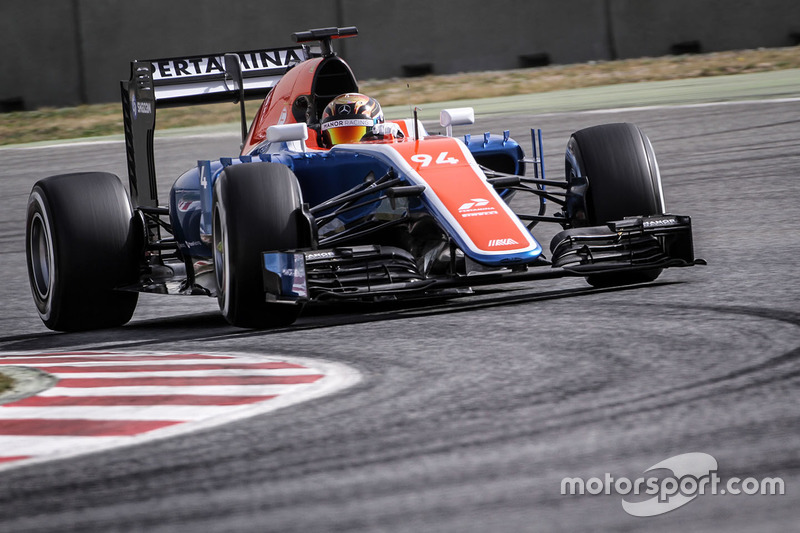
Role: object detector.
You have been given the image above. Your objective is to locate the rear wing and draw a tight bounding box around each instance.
[120,45,309,209]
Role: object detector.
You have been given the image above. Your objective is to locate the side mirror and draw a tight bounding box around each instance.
[440,107,475,137]
[266,123,309,150]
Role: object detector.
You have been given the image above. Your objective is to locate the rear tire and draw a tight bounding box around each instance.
[565,123,665,287]
[212,163,306,328]
[26,172,140,331]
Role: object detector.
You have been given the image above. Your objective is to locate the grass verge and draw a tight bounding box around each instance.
[1,46,799,146]
[0,373,14,394]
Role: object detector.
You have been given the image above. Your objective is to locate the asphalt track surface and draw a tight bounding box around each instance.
[1,78,799,531]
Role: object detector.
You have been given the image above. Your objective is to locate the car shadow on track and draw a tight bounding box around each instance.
[0,281,684,353]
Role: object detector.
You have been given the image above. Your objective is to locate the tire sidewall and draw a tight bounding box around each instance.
[25,173,139,331]
[641,132,666,214]
[26,187,58,324]
[213,177,234,318]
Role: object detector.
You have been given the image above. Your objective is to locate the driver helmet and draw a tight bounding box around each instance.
[320,93,384,147]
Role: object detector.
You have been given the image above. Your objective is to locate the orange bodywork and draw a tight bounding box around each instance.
[242,58,326,154]
[389,137,535,253]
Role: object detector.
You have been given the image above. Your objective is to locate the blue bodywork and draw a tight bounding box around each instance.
[169,131,530,263]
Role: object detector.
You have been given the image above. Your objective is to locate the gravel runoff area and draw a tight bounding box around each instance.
[0,366,57,405]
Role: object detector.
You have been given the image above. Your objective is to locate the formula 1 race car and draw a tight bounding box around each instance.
[26,26,703,331]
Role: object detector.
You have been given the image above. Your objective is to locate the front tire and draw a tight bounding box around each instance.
[212,163,307,328]
[26,172,140,331]
[566,123,665,287]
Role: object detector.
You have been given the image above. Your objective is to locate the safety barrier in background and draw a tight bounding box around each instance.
[1,0,798,110]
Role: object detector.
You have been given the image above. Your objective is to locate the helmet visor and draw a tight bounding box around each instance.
[326,125,371,145]
[321,118,375,145]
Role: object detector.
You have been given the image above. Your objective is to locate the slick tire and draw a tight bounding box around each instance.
[26,172,140,331]
[566,122,665,287]
[212,163,306,328]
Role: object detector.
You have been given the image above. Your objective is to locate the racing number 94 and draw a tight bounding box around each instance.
[410,152,459,168]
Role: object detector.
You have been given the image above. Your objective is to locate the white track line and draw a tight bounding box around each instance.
[27,360,307,367]
[35,384,316,396]
[7,95,798,151]
[9,130,240,151]
[42,368,322,378]
[0,436,126,457]
[0,405,237,421]
[534,96,800,117]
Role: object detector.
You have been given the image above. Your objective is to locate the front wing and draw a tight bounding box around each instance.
[261,214,704,303]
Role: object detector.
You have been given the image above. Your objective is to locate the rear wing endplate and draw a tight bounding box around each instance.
[120,46,309,208]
